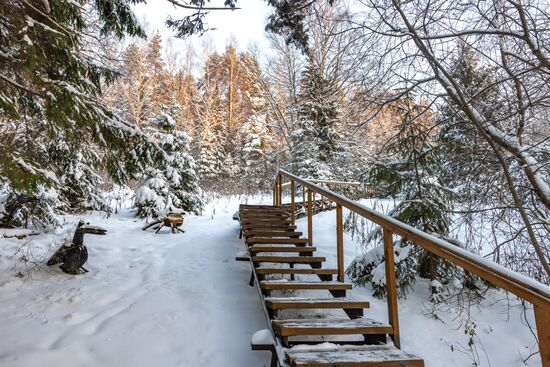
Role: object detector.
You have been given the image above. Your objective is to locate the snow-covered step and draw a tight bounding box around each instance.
[240,214,291,221]
[242,225,298,232]
[265,297,370,311]
[285,345,424,367]
[244,230,303,238]
[249,245,316,254]
[260,280,351,291]
[240,204,286,209]
[256,268,338,275]
[242,218,294,225]
[247,238,310,245]
[273,317,392,338]
[253,256,325,266]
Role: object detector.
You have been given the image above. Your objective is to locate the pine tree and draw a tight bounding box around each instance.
[436,42,501,201]
[135,104,203,218]
[289,59,341,178]
[240,113,273,191]
[0,0,146,191]
[347,96,456,301]
[48,134,110,213]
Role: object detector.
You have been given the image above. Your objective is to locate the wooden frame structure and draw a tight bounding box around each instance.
[272,169,550,366]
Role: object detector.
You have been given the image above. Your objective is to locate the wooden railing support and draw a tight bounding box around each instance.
[302,186,306,214]
[290,180,296,223]
[277,174,282,205]
[336,203,344,283]
[307,190,313,246]
[535,305,550,366]
[383,228,400,349]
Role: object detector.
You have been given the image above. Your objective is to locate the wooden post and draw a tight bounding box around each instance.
[383,228,400,348]
[307,190,313,246]
[290,180,295,223]
[535,305,550,366]
[302,186,306,214]
[336,203,344,282]
[273,185,276,206]
[278,175,283,206]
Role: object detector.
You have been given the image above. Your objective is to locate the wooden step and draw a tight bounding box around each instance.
[285,345,424,367]
[249,245,316,254]
[256,268,338,275]
[242,225,297,231]
[242,219,294,225]
[241,216,290,221]
[265,297,370,310]
[240,204,285,209]
[253,256,326,265]
[247,238,309,245]
[273,317,392,337]
[244,231,303,238]
[260,280,351,291]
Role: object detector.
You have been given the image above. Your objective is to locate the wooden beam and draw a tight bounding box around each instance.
[383,228,400,349]
[336,203,344,283]
[291,180,296,224]
[535,305,550,367]
[307,190,313,246]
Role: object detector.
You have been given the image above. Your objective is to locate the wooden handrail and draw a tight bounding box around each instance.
[274,168,550,365]
[276,169,550,308]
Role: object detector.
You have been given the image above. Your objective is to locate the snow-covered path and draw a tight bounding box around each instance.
[0,202,270,367]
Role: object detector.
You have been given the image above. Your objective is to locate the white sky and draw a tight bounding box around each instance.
[133,1,273,54]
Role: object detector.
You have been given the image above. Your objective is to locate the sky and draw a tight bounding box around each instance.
[132,0,273,54]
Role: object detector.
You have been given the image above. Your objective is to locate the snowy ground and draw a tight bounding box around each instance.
[0,195,541,366]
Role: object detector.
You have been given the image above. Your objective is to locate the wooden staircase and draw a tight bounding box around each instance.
[238,204,424,367]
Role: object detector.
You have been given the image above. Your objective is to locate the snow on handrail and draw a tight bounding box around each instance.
[276,169,550,310]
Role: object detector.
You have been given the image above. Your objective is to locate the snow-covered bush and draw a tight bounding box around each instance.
[0,187,61,228]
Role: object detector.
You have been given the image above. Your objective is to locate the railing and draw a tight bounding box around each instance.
[272,169,550,365]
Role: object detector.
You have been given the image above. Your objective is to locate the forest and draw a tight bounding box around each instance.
[1,1,549,366]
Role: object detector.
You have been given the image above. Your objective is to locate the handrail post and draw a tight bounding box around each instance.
[383,228,400,348]
[272,182,276,206]
[307,189,313,246]
[290,180,296,223]
[302,186,306,215]
[278,174,283,206]
[336,203,344,282]
[535,305,550,366]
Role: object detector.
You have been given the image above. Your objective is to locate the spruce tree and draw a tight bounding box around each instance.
[135,104,203,218]
[436,42,501,201]
[347,96,456,300]
[289,59,340,178]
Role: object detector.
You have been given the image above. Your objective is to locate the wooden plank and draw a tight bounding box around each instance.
[336,203,344,282]
[253,256,326,264]
[241,225,297,231]
[247,238,310,245]
[260,280,351,291]
[249,245,316,253]
[265,297,369,310]
[285,345,424,367]
[244,231,303,238]
[535,305,550,367]
[255,268,338,275]
[308,189,313,246]
[291,180,296,223]
[273,317,392,337]
[383,229,400,349]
